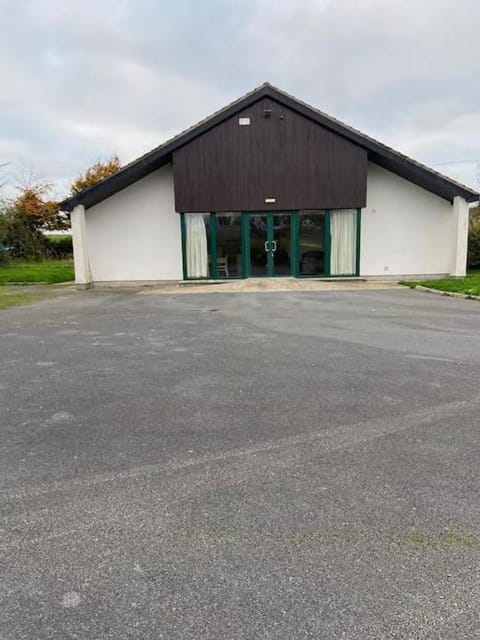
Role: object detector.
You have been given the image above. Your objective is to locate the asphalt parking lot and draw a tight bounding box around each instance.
[1,288,480,639]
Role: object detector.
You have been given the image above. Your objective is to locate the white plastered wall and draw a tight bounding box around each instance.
[85,164,182,282]
[361,163,459,278]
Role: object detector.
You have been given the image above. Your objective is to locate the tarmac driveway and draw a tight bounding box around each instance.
[1,288,480,639]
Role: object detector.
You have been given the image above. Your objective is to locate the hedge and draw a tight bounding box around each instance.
[45,235,73,257]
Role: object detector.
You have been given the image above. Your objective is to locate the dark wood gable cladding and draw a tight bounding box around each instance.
[173,98,367,212]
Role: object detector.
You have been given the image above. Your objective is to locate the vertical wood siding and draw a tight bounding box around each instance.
[173,98,367,212]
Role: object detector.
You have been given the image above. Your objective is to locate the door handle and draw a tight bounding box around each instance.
[264,241,270,252]
[271,240,277,252]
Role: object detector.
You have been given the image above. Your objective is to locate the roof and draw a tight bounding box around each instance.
[60,82,479,211]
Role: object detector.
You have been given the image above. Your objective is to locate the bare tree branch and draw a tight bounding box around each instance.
[0,162,8,190]
[15,162,43,191]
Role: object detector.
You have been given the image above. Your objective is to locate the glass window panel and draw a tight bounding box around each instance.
[299,211,325,276]
[249,215,269,277]
[330,209,357,275]
[272,214,291,276]
[185,213,210,278]
[215,213,242,278]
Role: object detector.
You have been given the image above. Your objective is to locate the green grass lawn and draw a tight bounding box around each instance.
[0,259,74,284]
[402,270,480,297]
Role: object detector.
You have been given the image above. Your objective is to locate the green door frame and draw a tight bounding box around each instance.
[180,209,361,280]
[208,213,217,279]
[266,214,275,276]
[241,212,250,278]
[324,208,362,278]
[180,212,187,280]
[324,210,331,278]
[294,210,330,279]
[291,212,299,277]
[246,212,295,277]
[355,208,362,277]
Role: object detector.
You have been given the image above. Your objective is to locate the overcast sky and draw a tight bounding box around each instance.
[1,0,479,198]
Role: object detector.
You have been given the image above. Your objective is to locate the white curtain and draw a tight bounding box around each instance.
[330,209,357,275]
[185,214,208,278]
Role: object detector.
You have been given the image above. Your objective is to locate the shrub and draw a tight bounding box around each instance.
[468,224,480,269]
[46,235,73,257]
[0,214,11,264]
[0,206,49,260]
[468,207,480,270]
[0,248,10,265]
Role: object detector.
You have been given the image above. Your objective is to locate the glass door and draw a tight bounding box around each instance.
[270,214,292,276]
[249,214,269,276]
[248,213,293,276]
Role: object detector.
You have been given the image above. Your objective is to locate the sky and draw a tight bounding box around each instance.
[1,0,479,199]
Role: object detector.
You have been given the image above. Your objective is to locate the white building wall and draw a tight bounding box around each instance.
[85,164,182,282]
[361,163,455,277]
[79,159,467,283]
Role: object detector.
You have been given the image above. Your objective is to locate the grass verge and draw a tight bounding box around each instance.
[0,259,74,284]
[0,287,56,310]
[401,270,480,297]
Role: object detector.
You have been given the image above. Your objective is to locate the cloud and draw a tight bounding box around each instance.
[0,0,478,198]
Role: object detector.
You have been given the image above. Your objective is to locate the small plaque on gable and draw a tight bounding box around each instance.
[239,117,251,126]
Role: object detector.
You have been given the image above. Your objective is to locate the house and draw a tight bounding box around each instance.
[60,83,479,285]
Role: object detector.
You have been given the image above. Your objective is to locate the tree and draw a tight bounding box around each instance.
[13,183,68,231]
[70,155,121,195]
[0,203,49,261]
